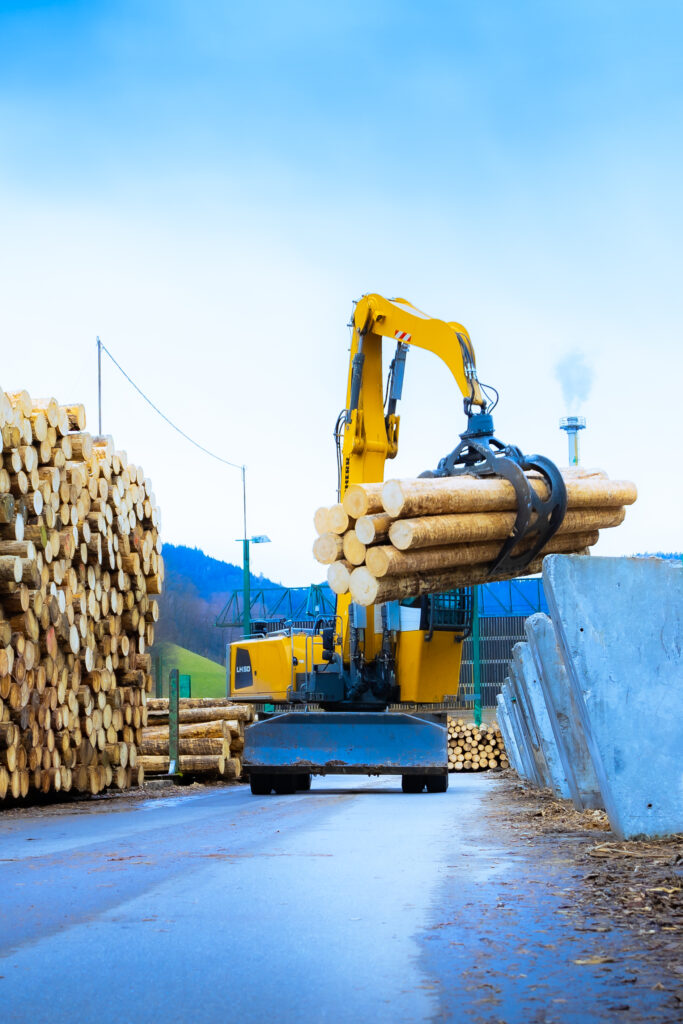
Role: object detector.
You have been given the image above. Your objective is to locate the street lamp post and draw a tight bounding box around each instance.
[241,534,271,637]
[237,465,271,638]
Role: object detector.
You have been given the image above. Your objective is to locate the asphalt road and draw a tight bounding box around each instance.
[0,776,675,1023]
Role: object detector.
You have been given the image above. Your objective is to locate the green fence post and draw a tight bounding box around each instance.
[155,654,163,698]
[168,668,179,774]
[472,585,482,727]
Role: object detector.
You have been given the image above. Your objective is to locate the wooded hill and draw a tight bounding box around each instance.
[154,544,282,664]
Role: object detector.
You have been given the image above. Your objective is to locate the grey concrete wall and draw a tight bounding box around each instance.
[512,643,571,800]
[544,555,683,840]
[501,679,538,784]
[495,694,523,775]
[525,613,603,811]
[505,671,547,788]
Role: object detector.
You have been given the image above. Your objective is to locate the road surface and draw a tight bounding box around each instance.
[0,776,676,1022]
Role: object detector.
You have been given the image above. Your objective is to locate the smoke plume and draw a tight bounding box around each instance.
[555,351,593,410]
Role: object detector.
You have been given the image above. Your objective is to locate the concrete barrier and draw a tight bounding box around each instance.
[512,643,571,800]
[506,668,549,788]
[495,693,523,776]
[525,613,603,811]
[501,679,539,785]
[544,555,683,840]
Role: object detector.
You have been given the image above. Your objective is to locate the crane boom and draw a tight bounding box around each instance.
[340,294,486,496]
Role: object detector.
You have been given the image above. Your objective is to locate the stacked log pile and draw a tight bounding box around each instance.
[139,698,254,780]
[448,718,508,772]
[0,387,162,801]
[314,469,637,605]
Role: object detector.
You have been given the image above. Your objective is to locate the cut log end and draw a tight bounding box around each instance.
[312,532,344,565]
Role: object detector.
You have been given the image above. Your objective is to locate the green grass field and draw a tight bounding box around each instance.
[153,642,227,698]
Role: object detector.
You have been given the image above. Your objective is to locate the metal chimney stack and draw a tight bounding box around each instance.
[559,415,586,466]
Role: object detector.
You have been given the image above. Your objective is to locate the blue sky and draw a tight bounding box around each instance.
[1,1,681,582]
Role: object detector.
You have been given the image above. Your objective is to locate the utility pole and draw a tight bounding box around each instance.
[242,465,250,638]
[97,337,102,435]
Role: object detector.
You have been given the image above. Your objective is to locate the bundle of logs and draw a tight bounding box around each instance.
[314,469,637,605]
[0,387,162,801]
[448,718,508,772]
[139,698,254,780]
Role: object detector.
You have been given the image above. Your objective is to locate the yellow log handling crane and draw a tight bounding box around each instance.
[228,294,567,795]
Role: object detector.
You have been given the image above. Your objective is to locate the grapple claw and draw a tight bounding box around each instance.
[420,413,567,577]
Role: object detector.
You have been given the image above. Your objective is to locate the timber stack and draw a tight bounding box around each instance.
[314,468,637,605]
[139,698,254,780]
[447,718,508,772]
[0,386,162,801]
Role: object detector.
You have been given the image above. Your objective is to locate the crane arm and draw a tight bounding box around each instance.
[340,293,487,496]
[352,294,486,413]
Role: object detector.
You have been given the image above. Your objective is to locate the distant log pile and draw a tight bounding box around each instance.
[448,718,508,772]
[139,699,254,779]
[0,387,162,801]
[314,469,637,605]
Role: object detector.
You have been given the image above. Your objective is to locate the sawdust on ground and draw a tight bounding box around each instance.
[491,774,683,1008]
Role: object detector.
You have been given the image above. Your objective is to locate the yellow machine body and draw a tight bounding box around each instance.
[229,632,313,702]
[228,621,464,705]
[395,631,463,704]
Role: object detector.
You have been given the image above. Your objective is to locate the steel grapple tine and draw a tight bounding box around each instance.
[421,412,568,577]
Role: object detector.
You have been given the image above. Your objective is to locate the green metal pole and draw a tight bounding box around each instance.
[472,585,482,727]
[155,654,162,698]
[168,668,179,774]
[243,538,251,638]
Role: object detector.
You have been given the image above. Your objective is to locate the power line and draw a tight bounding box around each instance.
[97,340,244,471]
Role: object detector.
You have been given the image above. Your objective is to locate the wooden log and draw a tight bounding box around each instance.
[0,494,15,525]
[146,697,250,711]
[31,397,60,428]
[389,507,625,551]
[143,720,241,740]
[327,560,353,595]
[175,707,252,725]
[341,529,367,566]
[138,754,168,773]
[177,754,226,774]
[312,532,344,565]
[355,513,394,545]
[144,573,162,594]
[65,404,87,430]
[6,390,32,416]
[382,474,638,518]
[145,700,253,720]
[365,530,599,577]
[222,756,240,779]
[141,737,230,756]
[0,556,21,583]
[342,483,384,518]
[29,410,48,442]
[0,540,36,560]
[349,557,545,606]
[327,504,353,535]
[313,506,330,535]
